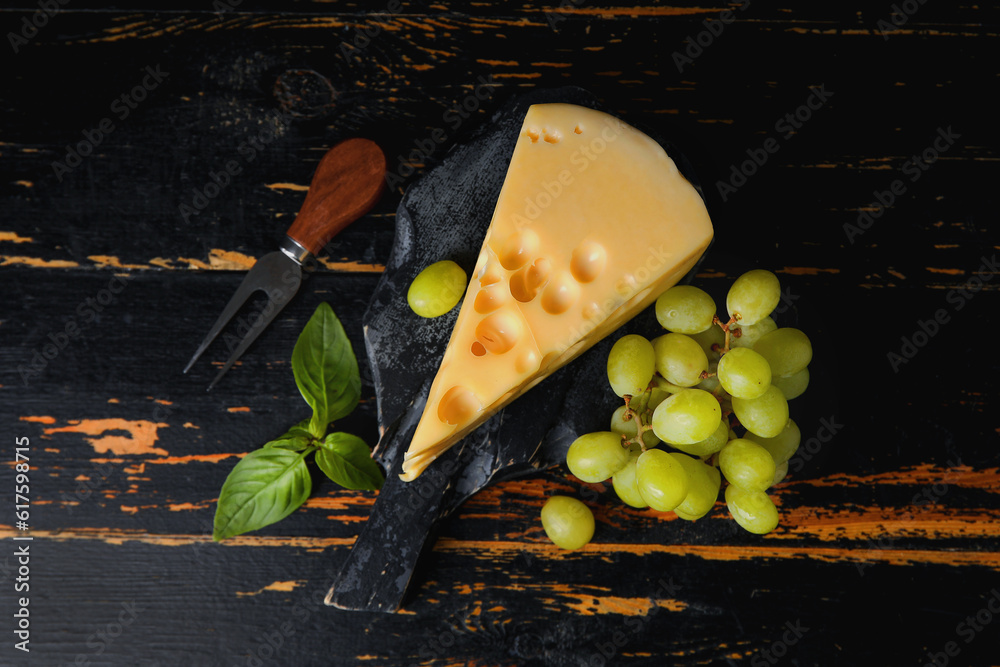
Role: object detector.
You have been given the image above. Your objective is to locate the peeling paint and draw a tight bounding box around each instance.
[42,418,169,456]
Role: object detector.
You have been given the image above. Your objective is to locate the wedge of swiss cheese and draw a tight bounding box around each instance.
[400,103,713,481]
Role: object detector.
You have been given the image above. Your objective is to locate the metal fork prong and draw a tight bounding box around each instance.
[183,271,266,374]
[206,292,295,391]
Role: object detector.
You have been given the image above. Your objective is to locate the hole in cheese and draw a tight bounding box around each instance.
[498,230,539,270]
[475,312,522,354]
[438,386,482,425]
[570,241,607,283]
[510,257,551,303]
[541,272,581,314]
[474,283,509,313]
[478,261,502,286]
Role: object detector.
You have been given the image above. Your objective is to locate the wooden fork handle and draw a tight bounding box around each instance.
[286,138,387,257]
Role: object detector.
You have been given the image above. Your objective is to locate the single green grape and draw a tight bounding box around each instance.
[566,431,630,483]
[651,389,722,445]
[771,367,810,399]
[541,496,595,550]
[717,347,772,399]
[732,385,789,438]
[670,417,728,457]
[652,333,709,387]
[607,334,656,397]
[671,452,721,520]
[725,485,780,534]
[729,316,777,350]
[772,460,789,487]
[719,438,776,491]
[753,328,813,378]
[612,448,648,509]
[610,405,660,449]
[407,260,468,318]
[690,325,726,359]
[726,269,780,326]
[746,418,800,465]
[635,449,690,511]
[655,285,717,334]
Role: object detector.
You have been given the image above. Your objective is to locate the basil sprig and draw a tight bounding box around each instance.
[213,303,384,541]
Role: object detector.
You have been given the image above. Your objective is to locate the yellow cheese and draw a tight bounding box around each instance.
[400,103,714,481]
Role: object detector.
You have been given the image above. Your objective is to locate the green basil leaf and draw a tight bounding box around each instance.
[213,448,313,541]
[315,432,384,491]
[265,418,313,451]
[291,302,361,437]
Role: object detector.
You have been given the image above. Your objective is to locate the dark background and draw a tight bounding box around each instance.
[1,2,998,666]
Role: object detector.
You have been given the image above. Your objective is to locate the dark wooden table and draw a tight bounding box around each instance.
[2,3,998,666]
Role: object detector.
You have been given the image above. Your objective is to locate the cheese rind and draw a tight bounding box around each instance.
[400,103,714,481]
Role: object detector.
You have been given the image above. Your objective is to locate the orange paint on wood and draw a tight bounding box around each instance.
[42,418,169,456]
[183,422,199,428]
[209,249,257,270]
[167,502,210,512]
[492,72,542,79]
[21,415,56,424]
[303,494,377,510]
[0,526,357,549]
[121,506,139,514]
[562,594,686,616]
[926,267,965,275]
[236,580,305,597]
[794,464,998,491]
[0,231,33,243]
[0,256,78,268]
[431,539,1000,571]
[148,453,242,465]
[315,258,386,273]
[88,255,147,270]
[227,406,251,413]
[771,504,1000,542]
[265,182,309,192]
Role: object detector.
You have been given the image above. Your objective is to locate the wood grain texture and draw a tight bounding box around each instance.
[1,2,999,666]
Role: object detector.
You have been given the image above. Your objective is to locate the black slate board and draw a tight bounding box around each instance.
[327,86,711,612]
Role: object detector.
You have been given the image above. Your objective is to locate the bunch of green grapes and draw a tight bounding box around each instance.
[541,269,814,548]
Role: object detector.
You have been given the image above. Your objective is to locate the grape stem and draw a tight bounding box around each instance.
[712,314,740,355]
[621,393,655,451]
